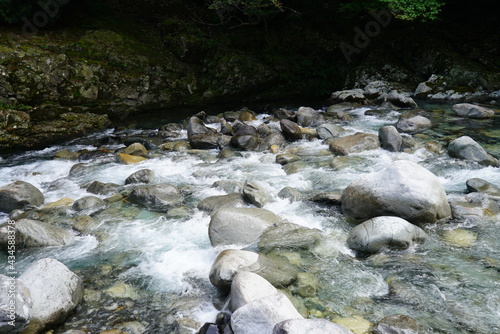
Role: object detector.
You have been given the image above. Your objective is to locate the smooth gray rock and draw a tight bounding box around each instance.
[209,207,281,246]
[330,89,366,103]
[189,134,224,150]
[125,169,154,185]
[230,123,259,151]
[209,249,259,292]
[231,293,303,334]
[466,178,500,198]
[450,192,499,224]
[128,184,183,211]
[72,196,106,213]
[0,274,32,334]
[229,271,277,312]
[280,119,303,141]
[19,258,83,334]
[240,253,299,287]
[277,187,303,202]
[258,132,287,151]
[211,180,244,193]
[273,319,353,334]
[329,132,380,156]
[347,216,427,253]
[452,103,495,119]
[0,219,73,249]
[379,126,403,152]
[86,181,119,195]
[395,115,432,134]
[386,91,418,108]
[309,192,342,205]
[317,123,346,140]
[0,181,44,213]
[258,222,323,252]
[296,107,324,127]
[448,136,499,167]
[187,116,216,138]
[242,181,269,208]
[341,160,451,225]
[197,193,246,213]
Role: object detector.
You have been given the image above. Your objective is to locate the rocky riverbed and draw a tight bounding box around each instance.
[0,87,499,334]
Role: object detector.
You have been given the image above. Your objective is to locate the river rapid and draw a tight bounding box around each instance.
[1,102,499,334]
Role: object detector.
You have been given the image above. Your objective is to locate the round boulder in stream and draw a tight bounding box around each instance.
[448,136,499,167]
[128,184,183,211]
[0,219,74,249]
[347,216,427,254]
[341,160,451,225]
[209,207,281,246]
[0,181,44,213]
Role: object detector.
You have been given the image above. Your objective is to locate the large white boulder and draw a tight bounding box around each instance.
[229,271,277,312]
[19,258,83,334]
[341,160,451,225]
[209,249,259,292]
[0,274,32,333]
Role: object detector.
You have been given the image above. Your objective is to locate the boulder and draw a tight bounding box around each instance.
[86,181,119,195]
[329,132,380,156]
[258,132,287,151]
[448,136,499,167]
[209,207,281,246]
[187,116,216,138]
[211,180,244,193]
[209,249,259,292]
[395,114,432,134]
[239,110,256,122]
[0,274,32,333]
[229,271,277,312]
[116,153,147,165]
[378,126,402,152]
[296,107,324,127]
[317,124,347,140]
[372,314,419,334]
[258,222,323,252]
[189,134,227,150]
[277,187,303,202]
[53,150,80,160]
[386,91,418,108]
[341,160,451,225]
[273,319,353,334]
[19,258,83,334]
[452,103,495,119]
[0,219,73,249]
[123,143,148,157]
[240,253,299,287]
[0,181,44,213]
[276,154,301,165]
[125,169,154,185]
[280,120,303,141]
[230,123,259,151]
[466,178,500,198]
[309,192,342,205]
[347,216,427,253]
[197,193,246,213]
[128,184,183,211]
[450,192,499,224]
[242,181,269,208]
[231,292,303,334]
[330,89,366,103]
[72,196,106,213]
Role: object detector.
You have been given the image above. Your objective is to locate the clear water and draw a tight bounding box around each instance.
[0,104,499,333]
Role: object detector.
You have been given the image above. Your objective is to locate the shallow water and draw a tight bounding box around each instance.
[1,103,499,333]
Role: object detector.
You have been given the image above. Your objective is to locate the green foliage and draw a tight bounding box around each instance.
[379,0,444,20]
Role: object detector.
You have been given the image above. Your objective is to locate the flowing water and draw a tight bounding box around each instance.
[0,102,499,334]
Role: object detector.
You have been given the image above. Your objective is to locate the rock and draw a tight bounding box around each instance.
[277,187,303,202]
[187,116,216,138]
[231,292,303,334]
[309,192,342,205]
[259,132,287,151]
[341,160,451,225]
[452,103,495,118]
[217,148,242,160]
[240,253,299,287]
[378,126,402,152]
[448,136,499,167]
[243,181,269,208]
[125,169,154,185]
[330,89,366,103]
[128,184,183,211]
[230,123,259,151]
[124,143,149,157]
[209,208,281,246]
[72,196,106,213]
[0,219,73,249]
[116,153,147,165]
[443,229,477,247]
[209,249,259,292]
[19,258,83,334]
[283,161,308,175]
[69,163,91,177]
[317,124,347,140]
[296,273,318,298]
[86,181,119,195]
[54,150,80,160]
[212,180,244,193]
[466,178,500,198]
[257,123,273,137]
[329,132,380,156]
[239,110,257,122]
[189,134,225,149]
[0,181,44,213]
[258,222,323,252]
[197,193,246,213]
[274,108,294,120]
[395,114,432,134]
[229,271,277,312]
[105,283,140,300]
[333,316,371,334]
[73,216,99,235]
[450,192,499,224]
[280,119,304,141]
[296,107,324,127]
[276,154,301,165]
[42,197,74,209]
[372,314,419,334]
[0,274,32,334]
[123,137,156,151]
[347,216,427,253]
[386,91,418,108]
[363,81,388,100]
[273,319,353,334]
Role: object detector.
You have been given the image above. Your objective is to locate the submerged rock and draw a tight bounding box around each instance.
[0,181,44,213]
[347,216,427,253]
[448,136,499,167]
[273,319,353,334]
[19,258,84,334]
[443,229,477,248]
[372,314,419,334]
[341,160,451,225]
